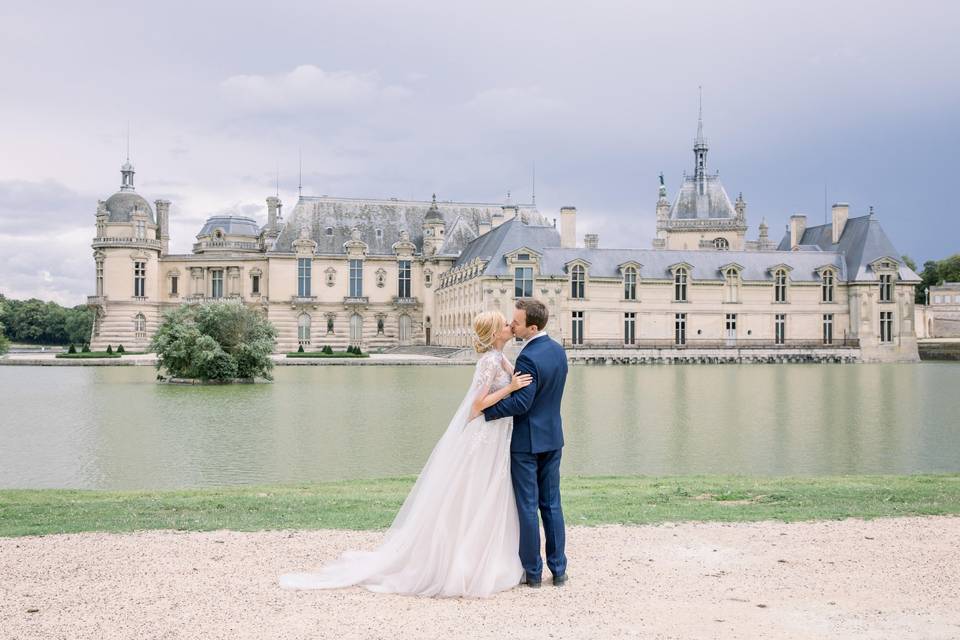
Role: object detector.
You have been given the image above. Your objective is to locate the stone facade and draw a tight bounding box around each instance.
[88,120,922,362]
[915,282,960,338]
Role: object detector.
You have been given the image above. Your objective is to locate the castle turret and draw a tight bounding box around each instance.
[422,194,446,256]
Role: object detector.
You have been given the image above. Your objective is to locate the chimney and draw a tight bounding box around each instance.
[491,210,505,228]
[266,196,280,232]
[789,214,807,250]
[584,233,599,249]
[478,221,491,236]
[502,203,518,221]
[831,202,849,244]
[154,199,170,255]
[560,206,577,248]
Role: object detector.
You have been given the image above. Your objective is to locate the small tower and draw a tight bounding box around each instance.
[735,192,746,222]
[120,158,135,191]
[653,173,669,249]
[422,194,446,256]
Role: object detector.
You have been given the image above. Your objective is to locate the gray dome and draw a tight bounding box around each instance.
[104,191,155,224]
[198,215,261,238]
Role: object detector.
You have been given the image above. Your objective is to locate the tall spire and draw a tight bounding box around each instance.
[693,86,708,181]
[120,122,135,191]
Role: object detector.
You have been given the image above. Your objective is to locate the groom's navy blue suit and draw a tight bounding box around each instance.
[483,333,568,581]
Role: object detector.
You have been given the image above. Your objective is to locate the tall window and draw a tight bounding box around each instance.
[674,267,688,302]
[880,311,894,343]
[170,275,178,296]
[251,274,260,295]
[95,259,104,296]
[774,269,788,303]
[822,313,834,345]
[714,237,729,250]
[724,268,739,303]
[624,312,636,345]
[623,266,637,300]
[674,313,687,345]
[725,313,737,343]
[297,313,311,346]
[298,258,312,297]
[349,260,363,297]
[514,266,533,298]
[775,313,786,345]
[133,261,146,297]
[350,313,363,343]
[571,311,584,345]
[211,269,224,299]
[570,265,585,299]
[134,313,146,338]
[821,270,834,302]
[398,260,411,298]
[879,274,893,302]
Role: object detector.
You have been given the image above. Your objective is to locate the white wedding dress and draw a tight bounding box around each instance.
[280,350,524,597]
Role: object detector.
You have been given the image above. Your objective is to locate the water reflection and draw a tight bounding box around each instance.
[0,363,958,489]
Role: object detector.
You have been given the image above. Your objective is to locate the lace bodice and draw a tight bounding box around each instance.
[475,350,511,394]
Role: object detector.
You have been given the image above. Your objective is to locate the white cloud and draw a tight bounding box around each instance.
[220,65,412,113]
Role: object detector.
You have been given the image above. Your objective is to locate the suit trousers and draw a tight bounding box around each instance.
[510,448,567,580]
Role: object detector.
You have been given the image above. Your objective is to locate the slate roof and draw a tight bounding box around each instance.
[776,214,921,282]
[272,196,547,256]
[669,174,737,219]
[104,190,154,224]
[454,217,562,272]
[197,215,261,238]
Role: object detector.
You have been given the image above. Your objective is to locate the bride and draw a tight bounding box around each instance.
[280,310,531,598]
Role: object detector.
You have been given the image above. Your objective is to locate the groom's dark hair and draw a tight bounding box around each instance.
[516,298,548,332]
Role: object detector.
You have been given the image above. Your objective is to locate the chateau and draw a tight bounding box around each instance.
[88,114,922,362]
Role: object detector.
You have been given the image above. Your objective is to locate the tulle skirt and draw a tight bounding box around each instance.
[280,414,523,598]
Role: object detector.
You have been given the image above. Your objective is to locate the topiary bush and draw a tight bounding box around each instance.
[68,344,76,354]
[323,345,333,355]
[150,301,278,381]
[117,344,125,354]
[106,345,113,355]
[81,344,90,353]
[297,344,304,353]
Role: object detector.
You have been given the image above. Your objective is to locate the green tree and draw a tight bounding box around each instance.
[150,301,277,381]
[916,254,960,304]
[0,321,9,356]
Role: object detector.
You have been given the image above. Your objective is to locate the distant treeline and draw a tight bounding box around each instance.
[909,254,960,303]
[0,294,93,347]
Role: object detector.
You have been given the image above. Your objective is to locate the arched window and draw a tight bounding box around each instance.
[297,313,311,346]
[774,269,788,303]
[674,267,688,302]
[350,313,363,344]
[714,237,729,250]
[724,268,740,303]
[570,264,585,299]
[821,270,835,303]
[134,313,146,338]
[623,266,637,300]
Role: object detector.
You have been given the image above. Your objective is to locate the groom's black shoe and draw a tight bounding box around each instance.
[552,573,568,587]
[521,574,542,588]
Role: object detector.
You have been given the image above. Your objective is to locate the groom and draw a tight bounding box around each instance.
[483,298,568,588]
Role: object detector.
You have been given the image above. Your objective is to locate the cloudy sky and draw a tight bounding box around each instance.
[1,1,958,305]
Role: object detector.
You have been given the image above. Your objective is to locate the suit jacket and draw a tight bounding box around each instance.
[483,334,568,453]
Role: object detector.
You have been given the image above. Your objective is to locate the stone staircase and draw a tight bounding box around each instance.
[382,346,469,358]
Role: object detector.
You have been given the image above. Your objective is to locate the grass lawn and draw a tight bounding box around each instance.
[55,352,122,359]
[1,475,958,538]
[286,351,369,358]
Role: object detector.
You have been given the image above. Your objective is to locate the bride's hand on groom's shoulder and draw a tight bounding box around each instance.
[509,372,533,392]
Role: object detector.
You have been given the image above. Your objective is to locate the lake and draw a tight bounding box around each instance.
[1,363,958,489]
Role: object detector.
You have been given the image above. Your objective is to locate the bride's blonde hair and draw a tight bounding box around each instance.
[473,310,506,354]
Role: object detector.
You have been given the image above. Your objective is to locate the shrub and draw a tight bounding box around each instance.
[106,345,113,355]
[68,344,76,354]
[323,345,333,355]
[81,344,90,353]
[298,344,304,353]
[117,344,125,353]
[354,345,363,356]
[150,301,278,381]
[0,321,8,356]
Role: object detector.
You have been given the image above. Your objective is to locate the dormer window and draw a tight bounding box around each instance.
[774,269,788,303]
[673,267,688,302]
[714,237,729,250]
[623,266,637,300]
[570,264,585,299]
[724,267,740,303]
[135,220,146,239]
[375,228,383,240]
[821,270,835,303]
[879,273,893,302]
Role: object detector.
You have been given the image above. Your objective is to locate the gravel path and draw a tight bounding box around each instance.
[2,517,958,639]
